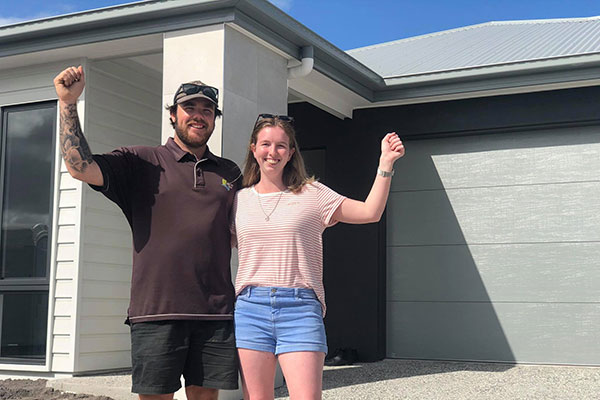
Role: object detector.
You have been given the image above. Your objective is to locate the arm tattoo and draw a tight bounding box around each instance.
[60,104,94,173]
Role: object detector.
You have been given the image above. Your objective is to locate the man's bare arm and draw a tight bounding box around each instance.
[54,66,103,186]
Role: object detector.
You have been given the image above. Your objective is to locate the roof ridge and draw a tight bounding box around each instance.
[347,15,600,54]
[488,15,600,25]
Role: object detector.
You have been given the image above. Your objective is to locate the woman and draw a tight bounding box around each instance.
[233,114,404,399]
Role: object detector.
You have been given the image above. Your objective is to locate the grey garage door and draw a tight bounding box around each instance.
[386,124,600,365]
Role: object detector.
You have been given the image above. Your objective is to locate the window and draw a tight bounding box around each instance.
[0,102,56,363]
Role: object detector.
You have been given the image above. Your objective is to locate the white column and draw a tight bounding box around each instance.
[162,24,289,399]
[222,25,288,166]
[163,25,226,154]
[162,24,289,165]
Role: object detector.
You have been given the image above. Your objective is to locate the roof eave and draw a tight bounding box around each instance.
[0,1,240,58]
[375,53,600,102]
[3,0,596,106]
[0,0,383,101]
[233,0,383,99]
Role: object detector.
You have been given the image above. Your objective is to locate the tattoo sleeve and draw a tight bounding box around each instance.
[60,104,94,173]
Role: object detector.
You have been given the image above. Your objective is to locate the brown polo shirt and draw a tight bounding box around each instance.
[91,137,241,323]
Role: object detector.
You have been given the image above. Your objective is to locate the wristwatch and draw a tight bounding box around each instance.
[377,167,394,177]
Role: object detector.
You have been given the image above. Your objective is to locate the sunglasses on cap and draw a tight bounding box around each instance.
[174,83,219,105]
[254,113,294,126]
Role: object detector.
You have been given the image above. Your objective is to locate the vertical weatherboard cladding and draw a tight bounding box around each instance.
[289,102,386,361]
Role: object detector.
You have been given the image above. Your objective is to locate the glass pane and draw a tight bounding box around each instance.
[1,105,55,278]
[0,292,48,359]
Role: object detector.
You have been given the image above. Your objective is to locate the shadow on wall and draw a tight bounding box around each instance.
[387,141,515,363]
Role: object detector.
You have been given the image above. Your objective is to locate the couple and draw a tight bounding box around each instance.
[54,67,404,400]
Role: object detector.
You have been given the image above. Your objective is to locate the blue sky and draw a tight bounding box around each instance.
[1,0,600,50]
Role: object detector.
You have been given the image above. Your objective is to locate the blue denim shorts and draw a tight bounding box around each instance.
[234,286,327,355]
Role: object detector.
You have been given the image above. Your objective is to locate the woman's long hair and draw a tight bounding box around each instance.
[242,117,314,193]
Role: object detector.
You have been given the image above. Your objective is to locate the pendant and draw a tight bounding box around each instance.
[265,216,270,221]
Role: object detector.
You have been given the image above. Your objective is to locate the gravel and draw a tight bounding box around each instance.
[274,359,600,399]
[7,359,597,400]
[0,378,113,400]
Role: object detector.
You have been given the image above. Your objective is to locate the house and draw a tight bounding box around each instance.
[0,0,598,380]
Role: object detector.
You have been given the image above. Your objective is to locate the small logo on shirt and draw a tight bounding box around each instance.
[222,178,233,191]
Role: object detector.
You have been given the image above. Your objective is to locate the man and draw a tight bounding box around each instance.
[54,66,241,400]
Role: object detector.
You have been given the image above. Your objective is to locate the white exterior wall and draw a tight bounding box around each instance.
[0,61,85,373]
[162,25,226,149]
[222,25,288,166]
[0,57,161,374]
[76,59,162,372]
[162,24,288,162]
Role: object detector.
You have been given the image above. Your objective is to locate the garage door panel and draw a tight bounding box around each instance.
[387,243,600,303]
[387,123,600,364]
[387,302,600,365]
[387,190,469,244]
[393,126,600,191]
[387,182,600,245]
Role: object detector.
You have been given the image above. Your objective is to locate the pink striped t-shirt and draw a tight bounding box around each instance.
[233,181,346,316]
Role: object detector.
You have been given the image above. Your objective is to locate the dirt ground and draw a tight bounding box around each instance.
[0,379,114,400]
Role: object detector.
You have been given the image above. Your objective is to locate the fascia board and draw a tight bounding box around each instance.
[0,0,238,35]
[376,55,600,103]
[382,53,600,86]
[0,8,236,58]
[230,10,301,62]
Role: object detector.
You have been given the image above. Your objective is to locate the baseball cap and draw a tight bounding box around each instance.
[173,81,219,106]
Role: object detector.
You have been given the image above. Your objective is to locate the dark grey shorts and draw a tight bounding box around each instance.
[130,320,238,395]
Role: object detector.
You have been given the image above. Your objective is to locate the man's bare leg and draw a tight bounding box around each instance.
[186,385,218,400]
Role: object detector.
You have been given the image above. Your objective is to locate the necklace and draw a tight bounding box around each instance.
[256,189,284,221]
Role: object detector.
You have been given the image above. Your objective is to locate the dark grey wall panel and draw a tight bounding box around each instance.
[289,102,385,361]
[388,243,600,303]
[387,302,600,365]
[355,86,600,139]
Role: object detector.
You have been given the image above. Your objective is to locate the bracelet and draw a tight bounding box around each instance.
[377,167,394,177]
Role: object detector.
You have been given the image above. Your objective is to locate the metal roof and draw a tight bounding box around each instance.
[348,16,600,79]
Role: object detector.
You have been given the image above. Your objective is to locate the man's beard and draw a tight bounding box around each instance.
[174,118,213,149]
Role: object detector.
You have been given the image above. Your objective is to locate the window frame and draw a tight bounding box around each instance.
[0,101,57,364]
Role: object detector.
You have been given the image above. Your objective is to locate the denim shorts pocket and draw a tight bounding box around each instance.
[297,289,317,300]
[296,296,321,315]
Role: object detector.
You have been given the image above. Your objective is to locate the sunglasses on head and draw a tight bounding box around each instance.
[177,83,219,104]
[254,113,294,126]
